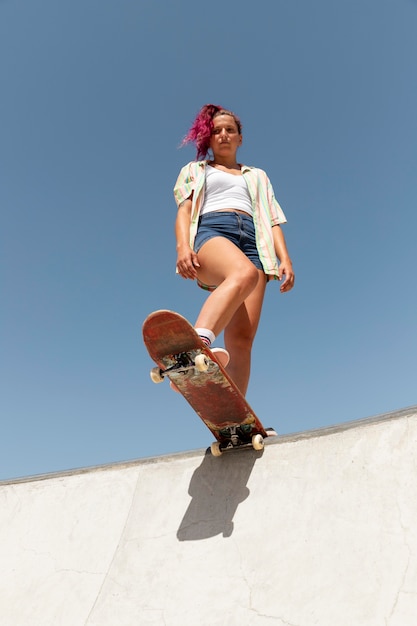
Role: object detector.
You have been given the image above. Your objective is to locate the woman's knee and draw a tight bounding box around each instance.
[232,263,259,295]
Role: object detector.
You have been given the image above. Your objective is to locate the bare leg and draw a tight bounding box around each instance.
[194,236,266,394]
[195,237,260,336]
[224,270,266,395]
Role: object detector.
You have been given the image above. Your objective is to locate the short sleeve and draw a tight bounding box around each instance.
[266,175,287,226]
[173,163,195,207]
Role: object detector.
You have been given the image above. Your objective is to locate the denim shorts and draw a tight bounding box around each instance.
[193,211,264,291]
[194,211,263,269]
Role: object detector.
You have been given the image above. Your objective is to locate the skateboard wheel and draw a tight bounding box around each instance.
[210,441,223,457]
[150,367,164,383]
[252,434,264,451]
[195,353,209,372]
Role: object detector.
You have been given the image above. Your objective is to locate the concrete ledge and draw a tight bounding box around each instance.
[0,405,417,487]
[2,404,415,486]
[1,405,417,625]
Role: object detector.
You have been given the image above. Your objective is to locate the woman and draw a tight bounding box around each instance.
[174,104,294,396]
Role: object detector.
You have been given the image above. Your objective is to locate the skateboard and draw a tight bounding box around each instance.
[142,309,275,456]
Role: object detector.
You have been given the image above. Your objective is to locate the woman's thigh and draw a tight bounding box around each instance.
[196,235,259,288]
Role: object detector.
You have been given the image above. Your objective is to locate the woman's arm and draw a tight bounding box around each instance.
[272,225,295,293]
[175,198,200,279]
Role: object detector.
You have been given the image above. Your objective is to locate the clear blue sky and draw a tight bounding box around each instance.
[1,0,416,480]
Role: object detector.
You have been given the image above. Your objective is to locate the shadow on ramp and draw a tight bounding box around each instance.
[177,447,262,541]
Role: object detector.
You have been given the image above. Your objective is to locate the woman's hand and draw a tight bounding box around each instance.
[272,225,295,293]
[278,258,295,293]
[176,244,200,279]
[175,198,199,279]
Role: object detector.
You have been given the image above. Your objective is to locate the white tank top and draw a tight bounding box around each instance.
[200,166,253,216]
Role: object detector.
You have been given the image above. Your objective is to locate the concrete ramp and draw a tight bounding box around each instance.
[1,407,417,625]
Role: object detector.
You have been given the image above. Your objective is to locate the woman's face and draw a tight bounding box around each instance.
[209,114,242,159]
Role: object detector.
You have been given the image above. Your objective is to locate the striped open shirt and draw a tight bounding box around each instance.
[173,160,287,281]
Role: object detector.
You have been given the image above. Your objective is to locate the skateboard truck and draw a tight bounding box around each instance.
[150,350,213,384]
[211,431,265,456]
[229,426,239,446]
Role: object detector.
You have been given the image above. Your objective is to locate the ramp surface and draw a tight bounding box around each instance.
[1,407,417,625]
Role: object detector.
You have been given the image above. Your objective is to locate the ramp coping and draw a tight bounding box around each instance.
[1,404,416,486]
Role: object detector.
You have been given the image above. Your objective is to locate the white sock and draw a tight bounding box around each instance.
[195,327,215,346]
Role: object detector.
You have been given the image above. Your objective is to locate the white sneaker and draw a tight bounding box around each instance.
[265,427,278,437]
[210,347,230,368]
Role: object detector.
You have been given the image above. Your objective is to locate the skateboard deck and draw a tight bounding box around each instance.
[142,309,274,456]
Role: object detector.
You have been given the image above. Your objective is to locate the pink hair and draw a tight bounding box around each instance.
[181,104,242,160]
